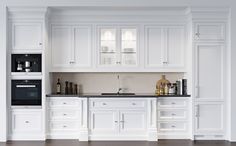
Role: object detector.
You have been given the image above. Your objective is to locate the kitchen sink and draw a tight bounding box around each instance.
[101,93,135,96]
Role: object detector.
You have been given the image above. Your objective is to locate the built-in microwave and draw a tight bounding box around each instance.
[11,80,42,106]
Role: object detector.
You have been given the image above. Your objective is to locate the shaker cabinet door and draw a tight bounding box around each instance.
[145,26,164,68]
[90,110,118,135]
[74,26,92,68]
[194,43,224,101]
[195,102,224,134]
[51,26,73,68]
[165,27,185,68]
[11,22,43,52]
[194,23,225,41]
[119,110,146,135]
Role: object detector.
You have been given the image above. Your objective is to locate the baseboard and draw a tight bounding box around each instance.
[88,135,149,141]
[46,134,79,139]
[194,134,225,140]
[158,134,190,139]
[8,134,45,141]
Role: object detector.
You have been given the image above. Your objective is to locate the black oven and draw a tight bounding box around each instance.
[11,80,42,106]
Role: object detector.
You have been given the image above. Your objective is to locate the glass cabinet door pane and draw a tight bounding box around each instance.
[121,29,137,66]
[100,29,117,66]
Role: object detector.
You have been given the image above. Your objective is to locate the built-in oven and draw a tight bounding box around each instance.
[11,80,42,106]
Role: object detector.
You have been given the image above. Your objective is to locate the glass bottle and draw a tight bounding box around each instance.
[56,78,61,94]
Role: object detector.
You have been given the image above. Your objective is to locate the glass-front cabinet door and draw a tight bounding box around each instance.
[98,26,138,67]
[121,29,137,66]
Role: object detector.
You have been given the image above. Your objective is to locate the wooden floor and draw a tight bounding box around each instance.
[0,140,236,146]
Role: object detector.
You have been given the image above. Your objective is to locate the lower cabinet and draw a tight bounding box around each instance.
[47,97,81,139]
[157,97,190,139]
[9,109,44,140]
[194,102,224,139]
[89,98,148,140]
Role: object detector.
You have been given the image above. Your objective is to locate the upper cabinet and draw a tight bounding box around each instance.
[193,22,225,41]
[10,21,43,53]
[51,25,92,71]
[145,25,185,70]
[97,26,138,68]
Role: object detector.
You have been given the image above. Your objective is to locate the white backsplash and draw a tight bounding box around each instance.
[51,73,184,94]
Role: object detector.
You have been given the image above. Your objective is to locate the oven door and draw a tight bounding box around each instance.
[11,80,42,106]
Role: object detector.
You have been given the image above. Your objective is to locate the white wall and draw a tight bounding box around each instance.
[0,0,236,142]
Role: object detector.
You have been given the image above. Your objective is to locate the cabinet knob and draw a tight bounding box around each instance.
[114,121,118,123]
[171,102,176,105]
[63,114,67,116]
[63,102,67,105]
[63,125,67,128]
[116,61,121,64]
[132,103,136,105]
[25,121,29,123]
[39,43,42,45]
[171,125,176,128]
[195,33,200,38]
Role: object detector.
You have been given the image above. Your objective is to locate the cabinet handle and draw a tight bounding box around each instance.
[39,43,42,45]
[195,105,199,117]
[63,114,67,116]
[114,121,118,123]
[120,121,125,123]
[132,103,136,105]
[195,86,199,98]
[69,61,75,64]
[63,125,67,128]
[195,33,200,38]
[25,121,29,123]
[171,102,176,105]
[102,103,107,105]
[116,61,121,64]
[171,113,176,116]
[63,102,67,105]
[171,125,176,128]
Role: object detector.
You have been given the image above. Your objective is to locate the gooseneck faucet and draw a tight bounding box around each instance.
[117,75,122,94]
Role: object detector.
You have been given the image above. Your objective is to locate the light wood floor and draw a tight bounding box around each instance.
[0,140,236,146]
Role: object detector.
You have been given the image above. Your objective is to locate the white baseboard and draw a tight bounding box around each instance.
[8,134,45,141]
[158,134,190,139]
[194,134,225,140]
[46,134,79,139]
[88,135,149,141]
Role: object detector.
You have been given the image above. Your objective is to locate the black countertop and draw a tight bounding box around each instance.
[46,93,191,98]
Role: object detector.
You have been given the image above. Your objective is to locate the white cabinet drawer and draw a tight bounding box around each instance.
[49,109,80,120]
[158,122,187,132]
[157,99,187,108]
[158,110,187,120]
[49,121,79,131]
[11,110,42,132]
[90,99,146,109]
[48,98,80,108]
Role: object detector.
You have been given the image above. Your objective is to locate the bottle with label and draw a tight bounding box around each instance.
[56,78,61,94]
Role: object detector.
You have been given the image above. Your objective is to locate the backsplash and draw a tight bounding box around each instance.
[51,73,184,94]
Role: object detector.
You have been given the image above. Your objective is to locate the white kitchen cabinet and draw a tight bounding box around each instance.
[97,26,138,68]
[10,21,43,52]
[194,43,225,101]
[89,98,148,140]
[193,22,225,41]
[51,25,92,71]
[51,26,72,68]
[47,97,81,139]
[9,109,44,140]
[194,102,224,134]
[145,25,185,70]
[90,110,118,135]
[157,97,190,139]
[119,110,146,135]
